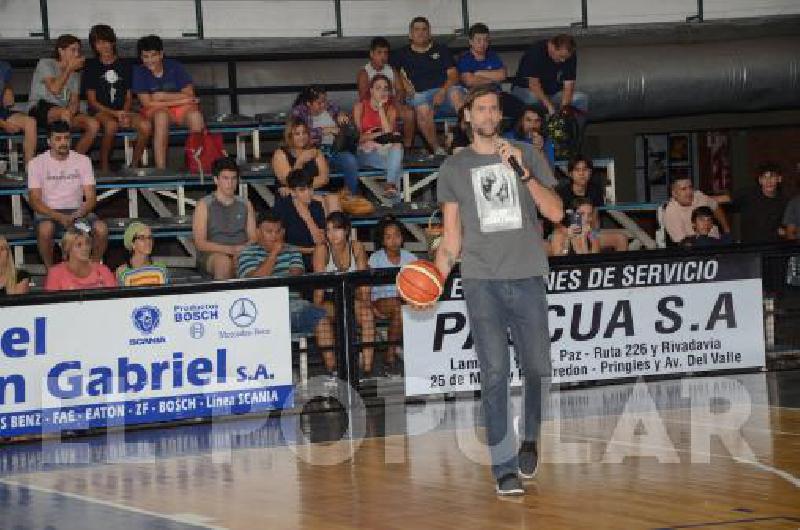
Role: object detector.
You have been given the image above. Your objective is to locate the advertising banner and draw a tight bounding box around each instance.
[0,287,293,436]
[404,255,765,396]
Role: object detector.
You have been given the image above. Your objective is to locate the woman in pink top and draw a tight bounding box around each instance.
[353,75,403,199]
[45,227,116,291]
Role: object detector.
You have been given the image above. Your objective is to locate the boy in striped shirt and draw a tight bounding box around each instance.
[237,211,328,335]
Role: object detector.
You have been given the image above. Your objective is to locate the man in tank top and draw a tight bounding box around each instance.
[192,156,257,279]
[357,37,415,151]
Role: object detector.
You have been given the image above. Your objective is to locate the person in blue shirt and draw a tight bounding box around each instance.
[457,23,524,121]
[457,23,506,90]
[132,35,205,169]
[504,106,555,167]
[368,215,417,376]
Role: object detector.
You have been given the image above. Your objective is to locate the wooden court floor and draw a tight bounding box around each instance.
[0,372,798,530]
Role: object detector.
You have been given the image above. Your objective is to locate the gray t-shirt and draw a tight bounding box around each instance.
[783,195,800,227]
[29,58,80,108]
[436,141,556,279]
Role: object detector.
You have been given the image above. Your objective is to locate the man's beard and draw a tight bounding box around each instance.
[472,122,501,138]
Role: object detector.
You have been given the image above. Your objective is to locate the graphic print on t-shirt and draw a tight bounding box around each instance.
[470,162,522,232]
[103,68,121,106]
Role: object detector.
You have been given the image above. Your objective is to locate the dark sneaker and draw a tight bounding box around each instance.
[495,473,525,496]
[518,441,539,479]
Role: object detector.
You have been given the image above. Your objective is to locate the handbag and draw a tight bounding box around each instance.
[333,121,359,154]
[374,132,403,145]
[339,190,376,216]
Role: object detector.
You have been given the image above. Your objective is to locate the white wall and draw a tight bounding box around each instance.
[2,0,798,40]
[0,0,44,38]
[704,0,800,19]
[340,0,462,36]
[47,1,197,38]
[586,0,697,25]
[470,0,581,30]
[203,1,336,38]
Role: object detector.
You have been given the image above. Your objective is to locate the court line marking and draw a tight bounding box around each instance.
[732,457,800,488]
[0,477,227,530]
[545,430,800,489]
[654,515,800,529]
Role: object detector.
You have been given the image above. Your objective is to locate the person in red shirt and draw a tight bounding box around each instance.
[353,75,403,199]
[45,226,116,291]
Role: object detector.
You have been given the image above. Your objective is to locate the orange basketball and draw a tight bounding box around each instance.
[397,260,444,306]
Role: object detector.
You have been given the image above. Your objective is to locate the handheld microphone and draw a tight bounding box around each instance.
[496,139,526,178]
[508,156,525,178]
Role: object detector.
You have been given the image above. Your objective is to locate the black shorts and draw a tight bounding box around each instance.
[28,100,58,128]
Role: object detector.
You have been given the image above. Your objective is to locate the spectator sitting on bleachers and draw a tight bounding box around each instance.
[237,211,330,337]
[369,216,416,376]
[116,221,169,286]
[511,34,588,118]
[447,105,470,155]
[353,74,404,200]
[314,212,376,380]
[679,206,733,248]
[0,61,37,164]
[272,169,326,271]
[663,177,730,245]
[504,106,555,167]
[550,198,600,255]
[271,118,339,213]
[457,23,523,121]
[44,225,116,291]
[556,156,627,251]
[0,235,30,295]
[728,162,789,243]
[783,192,800,241]
[133,35,205,170]
[84,24,151,172]
[357,37,415,151]
[391,16,464,156]
[28,120,108,267]
[192,156,257,280]
[28,34,99,156]
[290,85,360,196]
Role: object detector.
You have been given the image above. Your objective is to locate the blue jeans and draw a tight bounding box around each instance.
[357,145,403,188]
[409,86,464,114]
[327,149,360,194]
[511,85,589,114]
[462,276,552,480]
[290,299,326,335]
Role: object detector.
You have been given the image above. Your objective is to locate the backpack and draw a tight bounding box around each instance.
[185,130,226,175]
[545,108,582,161]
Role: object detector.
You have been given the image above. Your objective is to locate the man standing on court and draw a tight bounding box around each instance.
[433,86,563,496]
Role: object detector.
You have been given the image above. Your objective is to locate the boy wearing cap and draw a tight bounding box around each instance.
[117,221,169,286]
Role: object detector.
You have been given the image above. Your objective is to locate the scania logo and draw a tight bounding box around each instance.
[229,298,257,328]
[132,305,160,335]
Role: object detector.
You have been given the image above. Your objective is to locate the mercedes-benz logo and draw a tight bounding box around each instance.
[229,298,258,328]
[189,322,205,339]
